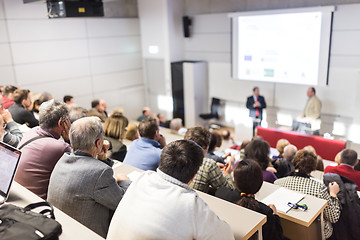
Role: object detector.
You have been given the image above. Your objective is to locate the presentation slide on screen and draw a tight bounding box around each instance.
[235,11,324,85]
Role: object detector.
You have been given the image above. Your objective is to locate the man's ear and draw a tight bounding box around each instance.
[95,138,101,149]
[58,120,63,128]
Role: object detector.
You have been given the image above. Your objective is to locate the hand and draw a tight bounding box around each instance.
[268,204,278,215]
[223,161,233,176]
[254,101,260,107]
[97,140,110,160]
[156,134,166,149]
[115,173,130,182]
[266,166,277,173]
[0,109,13,123]
[60,119,71,143]
[329,182,340,197]
[222,152,231,159]
[217,162,225,172]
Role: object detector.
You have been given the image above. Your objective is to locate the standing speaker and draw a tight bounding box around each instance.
[182,16,192,38]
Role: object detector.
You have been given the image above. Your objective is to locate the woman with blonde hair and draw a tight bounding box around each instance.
[103,112,129,161]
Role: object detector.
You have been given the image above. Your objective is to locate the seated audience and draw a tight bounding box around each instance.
[9,89,39,128]
[206,132,226,164]
[324,149,360,190]
[100,99,108,117]
[124,122,139,141]
[303,145,324,171]
[272,139,290,160]
[2,85,17,109]
[48,117,131,238]
[107,140,234,240]
[185,127,235,193]
[38,92,53,105]
[220,129,235,150]
[137,106,151,122]
[169,118,187,135]
[103,112,128,162]
[273,144,297,178]
[88,99,107,122]
[245,139,278,183]
[216,159,285,240]
[31,99,41,120]
[124,117,165,171]
[334,150,343,165]
[275,150,341,239]
[157,113,170,128]
[0,95,22,147]
[63,95,74,105]
[15,100,71,199]
[68,105,88,123]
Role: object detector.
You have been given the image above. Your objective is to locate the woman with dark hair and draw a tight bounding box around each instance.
[275,150,341,239]
[216,159,284,240]
[245,138,277,183]
[103,112,129,161]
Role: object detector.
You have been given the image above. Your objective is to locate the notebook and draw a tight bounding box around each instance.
[0,141,21,205]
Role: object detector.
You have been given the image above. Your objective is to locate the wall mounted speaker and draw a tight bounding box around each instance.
[182,16,192,38]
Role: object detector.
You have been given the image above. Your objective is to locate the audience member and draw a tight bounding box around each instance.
[303,145,324,171]
[103,112,128,162]
[324,149,360,190]
[185,127,235,193]
[15,100,71,199]
[157,113,170,128]
[273,144,297,178]
[273,139,290,160]
[216,159,285,240]
[88,99,107,122]
[275,150,341,239]
[220,129,235,150]
[63,95,74,105]
[206,132,226,164]
[48,117,131,238]
[31,99,41,120]
[2,85,17,109]
[137,106,151,122]
[8,89,39,128]
[169,118,187,135]
[107,140,234,240]
[123,117,165,171]
[124,122,139,141]
[38,92,53,105]
[0,95,22,147]
[100,99,108,117]
[245,139,277,183]
[334,150,342,165]
[68,105,88,123]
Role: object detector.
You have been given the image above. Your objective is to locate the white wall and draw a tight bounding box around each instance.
[0,0,145,120]
[183,5,360,148]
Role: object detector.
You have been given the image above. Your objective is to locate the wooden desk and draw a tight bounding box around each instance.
[255,182,327,240]
[8,182,104,240]
[114,163,266,240]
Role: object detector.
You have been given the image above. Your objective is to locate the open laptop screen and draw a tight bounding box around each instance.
[0,142,21,203]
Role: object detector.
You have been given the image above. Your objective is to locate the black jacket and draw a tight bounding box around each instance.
[323,173,360,240]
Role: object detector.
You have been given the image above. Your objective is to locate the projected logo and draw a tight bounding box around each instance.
[264,69,274,77]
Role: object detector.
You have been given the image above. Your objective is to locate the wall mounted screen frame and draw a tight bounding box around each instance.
[229,6,335,86]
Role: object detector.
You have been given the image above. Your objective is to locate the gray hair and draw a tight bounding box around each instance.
[39,100,69,129]
[170,118,183,131]
[284,144,298,162]
[68,105,88,123]
[70,117,103,151]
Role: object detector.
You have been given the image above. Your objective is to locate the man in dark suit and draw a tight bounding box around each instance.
[246,87,266,136]
[325,149,360,190]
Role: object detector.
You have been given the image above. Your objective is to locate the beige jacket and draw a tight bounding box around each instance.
[302,95,322,119]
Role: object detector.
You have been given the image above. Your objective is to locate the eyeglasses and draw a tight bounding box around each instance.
[288,202,308,211]
[2,123,6,129]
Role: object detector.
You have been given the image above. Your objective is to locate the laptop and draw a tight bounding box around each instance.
[0,141,21,205]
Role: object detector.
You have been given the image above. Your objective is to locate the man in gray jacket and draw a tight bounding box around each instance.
[47,117,131,238]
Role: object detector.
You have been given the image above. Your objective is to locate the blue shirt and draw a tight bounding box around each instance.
[123,137,162,171]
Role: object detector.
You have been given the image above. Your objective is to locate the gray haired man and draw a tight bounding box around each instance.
[48,117,131,238]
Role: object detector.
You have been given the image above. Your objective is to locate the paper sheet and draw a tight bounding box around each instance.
[261,187,305,213]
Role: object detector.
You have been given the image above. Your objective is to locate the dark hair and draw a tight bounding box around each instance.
[208,133,218,152]
[341,149,358,166]
[103,112,129,139]
[3,85,17,96]
[13,89,30,104]
[244,139,270,170]
[138,117,158,139]
[159,140,204,183]
[253,86,259,92]
[38,92,52,105]
[63,95,73,103]
[213,131,222,148]
[222,129,231,140]
[142,110,147,115]
[91,100,100,108]
[184,126,211,150]
[293,150,317,175]
[311,87,316,94]
[234,159,262,211]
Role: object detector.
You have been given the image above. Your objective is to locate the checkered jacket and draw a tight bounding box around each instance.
[189,158,234,193]
[275,176,341,239]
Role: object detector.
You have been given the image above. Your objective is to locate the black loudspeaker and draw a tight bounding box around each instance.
[182,16,192,38]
